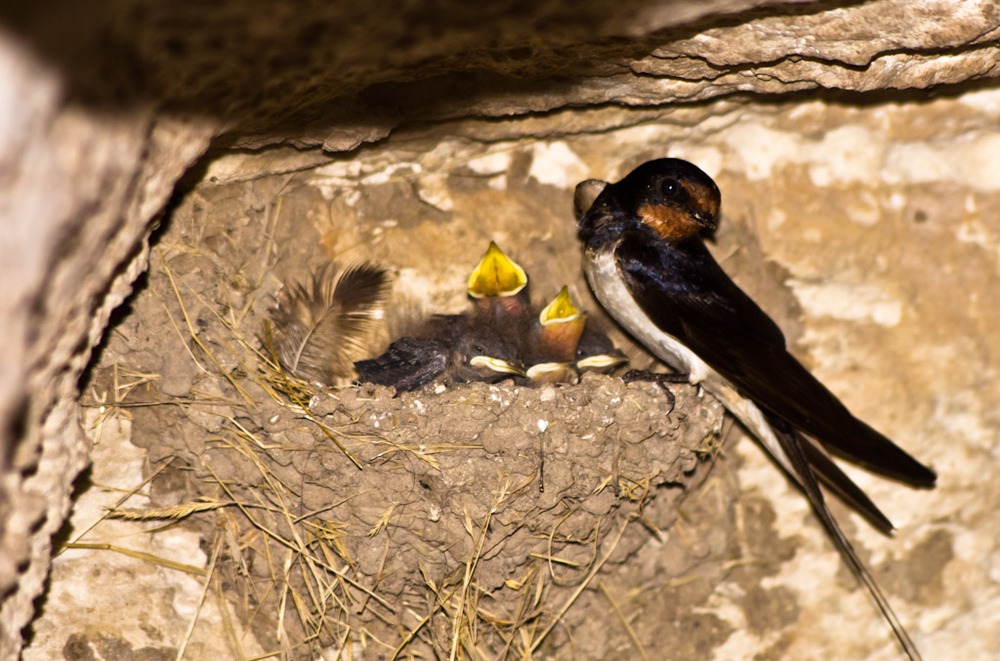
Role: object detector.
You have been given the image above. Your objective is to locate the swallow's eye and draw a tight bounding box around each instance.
[471,344,485,355]
[661,178,680,198]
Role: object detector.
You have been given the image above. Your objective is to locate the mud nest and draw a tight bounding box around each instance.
[211,377,723,656]
[92,314,723,657]
[83,157,729,658]
[90,286,722,658]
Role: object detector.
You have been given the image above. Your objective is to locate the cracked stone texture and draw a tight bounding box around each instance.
[2,0,999,658]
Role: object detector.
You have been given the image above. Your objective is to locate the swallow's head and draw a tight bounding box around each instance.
[578,158,721,249]
[532,286,586,363]
[451,323,525,383]
[575,327,628,373]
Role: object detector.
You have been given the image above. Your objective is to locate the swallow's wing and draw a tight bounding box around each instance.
[616,232,935,487]
[769,414,894,534]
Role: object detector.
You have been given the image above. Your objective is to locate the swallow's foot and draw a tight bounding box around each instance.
[622,369,689,414]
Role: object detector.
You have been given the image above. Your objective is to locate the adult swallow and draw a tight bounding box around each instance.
[577,158,935,659]
[354,314,524,391]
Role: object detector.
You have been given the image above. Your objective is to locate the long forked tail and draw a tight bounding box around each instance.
[774,418,923,660]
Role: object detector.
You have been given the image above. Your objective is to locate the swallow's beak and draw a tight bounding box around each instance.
[574,327,628,373]
[694,210,719,233]
[539,286,582,325]
[468,354,525,377]
[576,351,628,371]
[525,361,579,385]
[468,241,527,299]
[534,286,586,364]
[468,241,530,321]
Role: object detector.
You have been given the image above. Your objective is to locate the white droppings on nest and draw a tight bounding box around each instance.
[488,386,511,406]
[367,411,394,430]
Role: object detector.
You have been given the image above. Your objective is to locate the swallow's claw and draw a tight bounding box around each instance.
[621,369,687,413]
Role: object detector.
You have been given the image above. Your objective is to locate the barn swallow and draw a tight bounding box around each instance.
[574,326,628,373]
[577,158,935,660]
[523,286,587,383]
[354,314,524,391]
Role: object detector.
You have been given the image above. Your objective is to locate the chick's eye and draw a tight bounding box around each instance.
[661,178,680,197]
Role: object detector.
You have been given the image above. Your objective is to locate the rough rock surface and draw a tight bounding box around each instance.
[2,0,999,658]
[0,28,215,656]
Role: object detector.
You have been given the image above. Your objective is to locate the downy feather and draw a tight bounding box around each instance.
[270,262,391,385]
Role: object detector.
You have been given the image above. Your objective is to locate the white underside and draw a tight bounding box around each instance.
[584,246,798,480]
